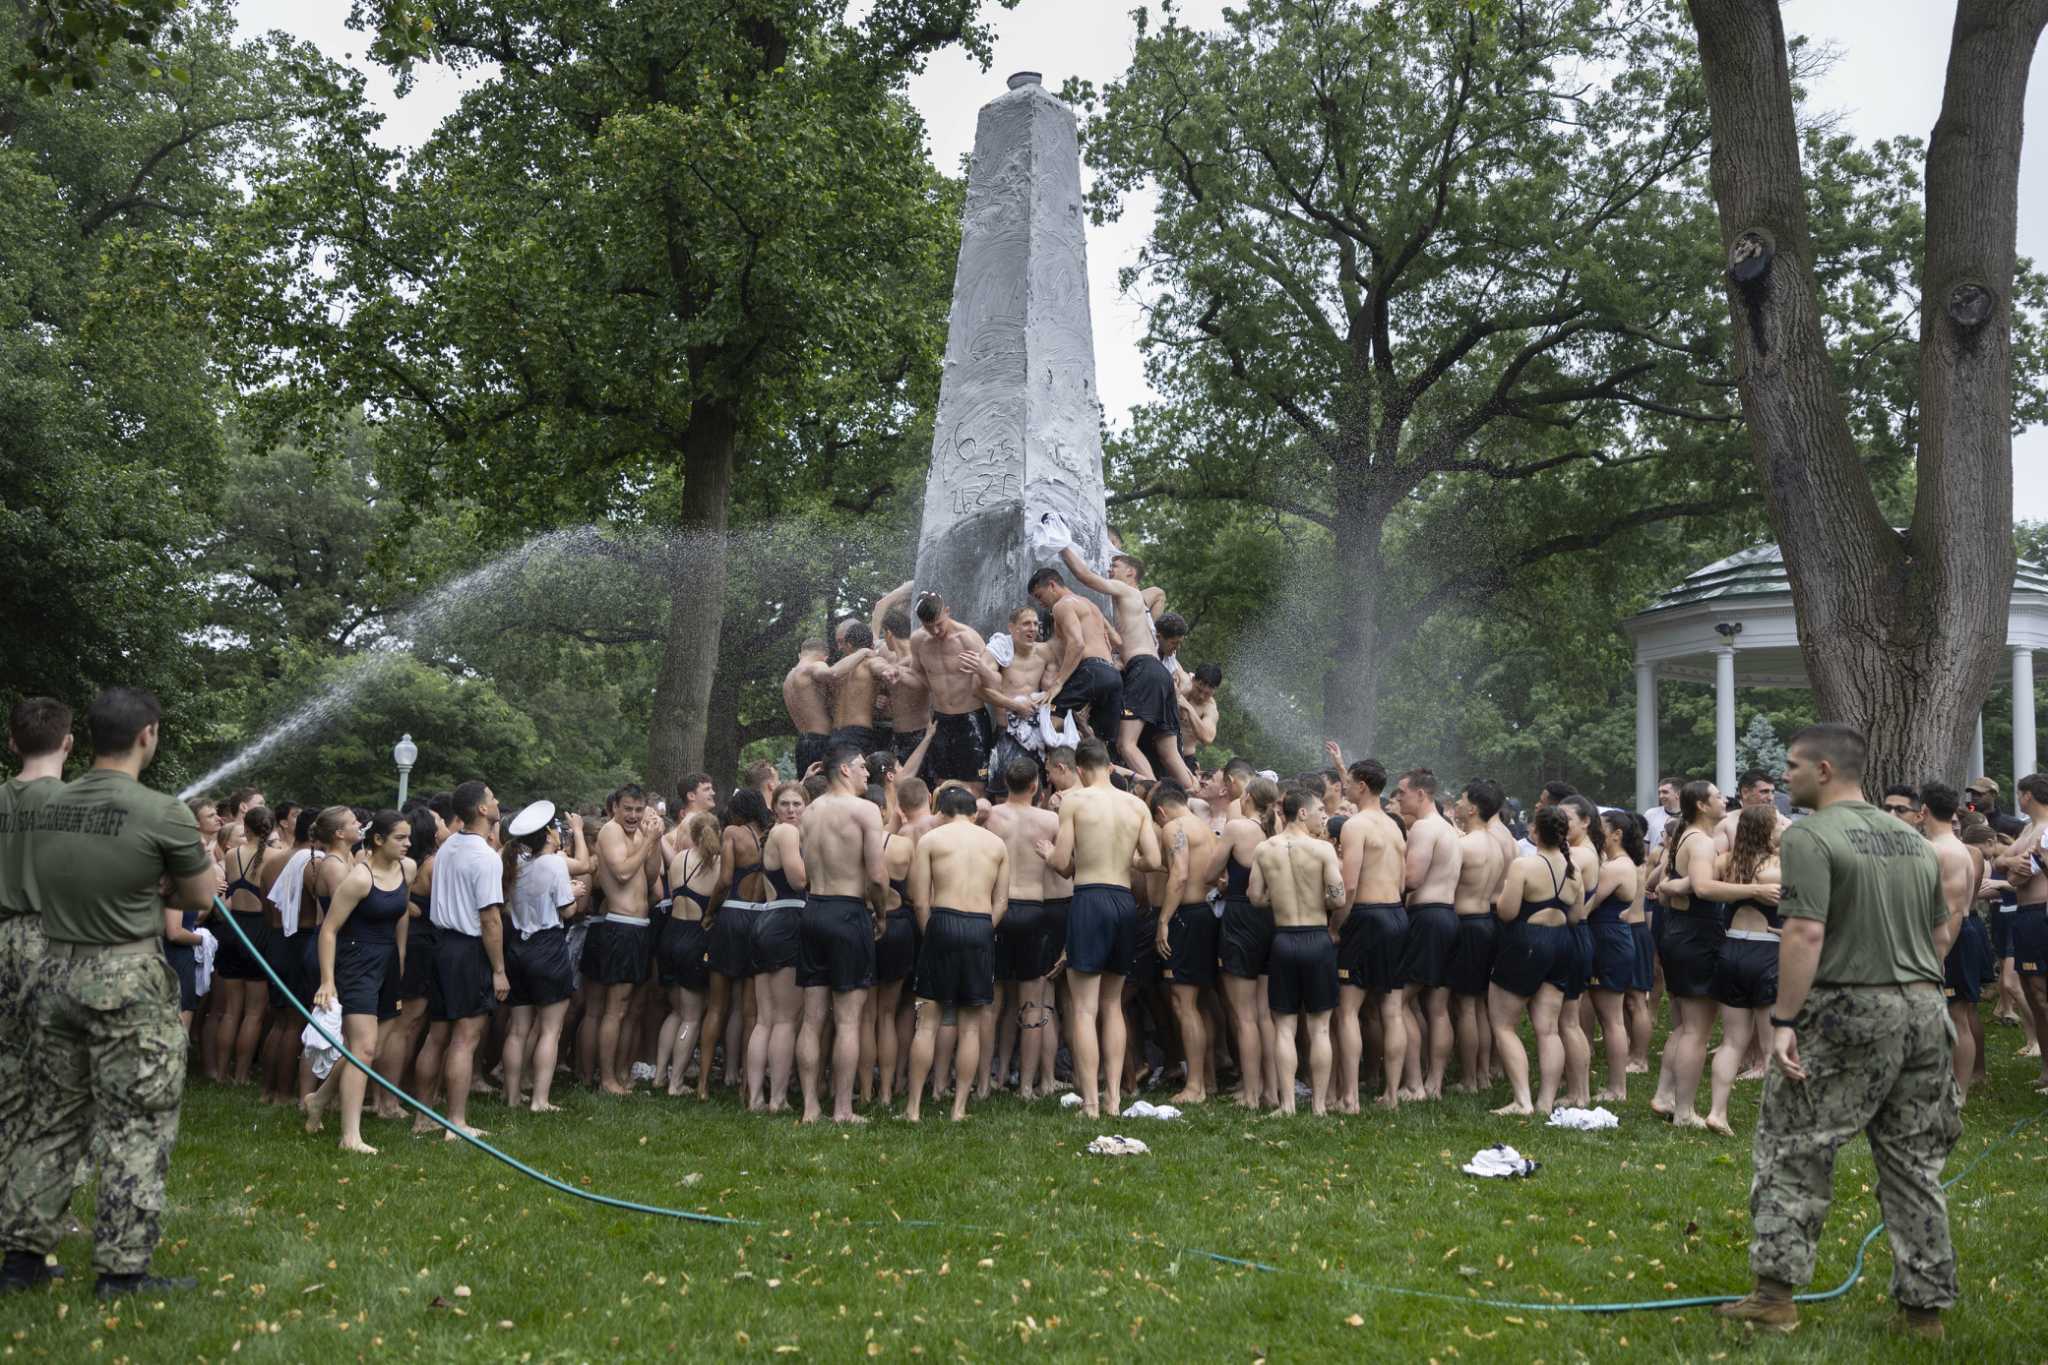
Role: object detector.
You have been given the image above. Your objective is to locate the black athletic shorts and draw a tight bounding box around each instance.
[981,730,1039,800]
[1399,902,1458,989]
[794,732,831,775]
[1991,905,2014,959]
[657,917,710,992]
[400,917,436,999]
[508,925,576,1008]
[1165,902,1219,987]
[1218,896,1272,979]
[708,903,755,978]
[892,728,928,765]
[1710,933,1780,1010]
[876,907,917,984]
[1550,922,1591,1000]
[586,917,654,987]
[829,724,889,759]
[1051,656,1123,731]
[913,907,996,1007]
[261,925,299,1010]
[335,936,401,1020]
[1338,902,1407,993]
[797,894,876,992]
[1130,902,1162,988]
[1044,896,1071,971]
[1120,654,1179,743]
[215,911,267,981]
[1491,918,1568,999]
[1945,914,1990,1004]
[997,899,1057,981]
[164,940,199,1012]
[1588,921,1636,993]
[754,901,802,973]
[926,710,993,785]
[1631,921,1656,992]
[1446,913,1497,997]
[1066,882,1137,976]
[429,929,495,1022]
[2013,903,2048,976]
[1658,907,1725,998]
[1267,925,1339,1016]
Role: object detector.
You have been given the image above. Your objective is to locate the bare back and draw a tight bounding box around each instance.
[1452,828,1501,916]
[1253,833,1343,930]
[782,658,832,734]
[1051,594,1113,665]
[1341,808,1406,905]
[913,819,1008,919]
[1059,783,1156,887]
[1404,810,1462,904]
[799,793,884,901]
[984,800,1058,902]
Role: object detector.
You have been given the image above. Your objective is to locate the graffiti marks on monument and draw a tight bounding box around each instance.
[951,469,1020,513]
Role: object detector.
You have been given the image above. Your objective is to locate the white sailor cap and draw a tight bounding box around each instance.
[507,800,557,838]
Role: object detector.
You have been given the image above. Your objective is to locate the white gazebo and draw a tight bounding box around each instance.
[1621,544,2048,809]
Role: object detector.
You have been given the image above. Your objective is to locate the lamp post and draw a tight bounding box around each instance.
[393,733,418,809]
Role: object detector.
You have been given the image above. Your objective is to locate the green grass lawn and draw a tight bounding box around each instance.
[3,1009,2046,1362]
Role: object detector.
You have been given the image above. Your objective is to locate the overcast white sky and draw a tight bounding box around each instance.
[235,0,2047,520]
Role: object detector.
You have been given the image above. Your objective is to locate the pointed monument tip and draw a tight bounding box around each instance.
[1007,71,1043,90]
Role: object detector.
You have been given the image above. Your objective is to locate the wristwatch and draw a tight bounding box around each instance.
[1769,1015,1799,1030]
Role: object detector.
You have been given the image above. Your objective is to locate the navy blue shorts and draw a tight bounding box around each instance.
[1658,908,1724,998]
[913,908,995,1007]
[1399,902,1458,989]
[2014,904,2048,977]
[797,895,875,993]
[1267,925,1338,1015]
[1588,921,1636,993]
[1218,896,1271,979]
[1492,919,1569,998]
[1446,913,1496,997]
[1338,902,1407,993]
[335,936,401,1020]
[509,925,576,1007]
[1164,902,1219,987]
[876,908,917,984]
[1066,883,1137,976]
[1631,921,1656,992]
[1945,914,1991,1005]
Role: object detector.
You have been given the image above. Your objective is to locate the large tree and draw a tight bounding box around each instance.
[1083,0,1748,754]
[232,1,1005,795]
[1686,0,2048,787]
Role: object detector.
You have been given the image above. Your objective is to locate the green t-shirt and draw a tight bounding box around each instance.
[27,768,210,945]
[1778,799,1946,987]
[0,776,62,916]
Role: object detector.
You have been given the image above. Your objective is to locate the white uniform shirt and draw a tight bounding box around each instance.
[432,831,502,937]
[509,852,574,937]
[1643,806,1674,850]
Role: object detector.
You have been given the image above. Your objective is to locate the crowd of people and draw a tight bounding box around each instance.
[0,547,2025,1333]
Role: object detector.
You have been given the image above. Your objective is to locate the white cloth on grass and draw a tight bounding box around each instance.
[1547,1106,1620,1131]
[1059,1091,1084,1109]
[301,1003,345,1081]
[1085,1135,1149,1156]
[1462,1144,1540,1178]
[1121,1100,1183,1120]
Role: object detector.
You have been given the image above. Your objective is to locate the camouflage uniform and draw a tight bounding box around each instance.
[1749,983,1962,1309]
[0,914,48,1161]
[0,943,185,1276]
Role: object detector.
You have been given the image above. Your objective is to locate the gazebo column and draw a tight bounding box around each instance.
[1634,662,1659,812]
[1714,644,1737,794]
[2016,646,2038,782]
[1972,712,1985,783]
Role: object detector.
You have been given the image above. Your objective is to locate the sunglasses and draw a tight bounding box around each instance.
[1883,804,1914,815]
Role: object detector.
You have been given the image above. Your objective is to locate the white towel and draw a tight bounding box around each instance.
[1059,1091,1084,1109]
[1030,511,1074,556]
[193,927,217,997]
[986,632,1016,668]
[1085,1135,1149,1156]
[1547,1106,1620,1131]
[1462,1144,1540,1178]
[1036,706,1080,751]
[301,1003,344,1081]
[270,848,311,936]
[1120,1100,1183,1120]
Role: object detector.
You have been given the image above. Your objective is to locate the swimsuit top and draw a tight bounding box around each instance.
[1665,831,1722,916]
[1525,856,1574,920]
[1727,893,1783,931]
[1588,891,1630,925]
[339,872,409,946]
[225,848,265,909]
[410,890,431,914]
[673,855,712,915]
[764,864,800,903]
[1223,847,1253,900]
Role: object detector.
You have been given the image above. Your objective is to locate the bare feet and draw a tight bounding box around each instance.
[1374,1093,1399,1111]
[1593,1088,1626,1103]
[1737,1065,1767,1082]
[1704,1115,1735,1136]
[442,1122,487,1141]
[834,1111,869,1125]
[301,1094,324,1134]
[1670,1111,1707,1130]
[530,1101,562,1114]
[1649,1099,1674,1121]
[1399,1086,1426,1102]
[2019,1042,2041,1058]
[1491,1101,1534,1116]
[600,1081,633,1097]
[411,1117,440,1137]
[339,1136,380,1154]
[799,1106,822,1124]
[1169,1088,1205,1105]
[1625,1059,1649,1075]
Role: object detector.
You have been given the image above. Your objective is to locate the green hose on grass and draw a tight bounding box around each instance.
[213,897,2042,1315]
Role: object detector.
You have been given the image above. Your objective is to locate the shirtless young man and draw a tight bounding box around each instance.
[589,785,665,1095]
[1151,783,1219,1103]
[1336,759,1409,1111]
[1111,551,1165,621]
[905,785,1008,1122]
[871,583,932,765]
[783,640,835,777]
[981,605,1058,799]
[795,744,886,1124]
[1714,769,1792,852]
[1249,787,1344,1116]
[1918,783,1982,1101]
[1028,567,1125,743]
[1999,774,2048,1090]
[1035,738,1163,1119]
[825,624,898,757]
[903,593,1001,796]
[1177,663,1222,774]
[1449,780,1507,1092]
[1395,769,1463,1099]
[1057,546,1196,791]
[984,758,1064,1099]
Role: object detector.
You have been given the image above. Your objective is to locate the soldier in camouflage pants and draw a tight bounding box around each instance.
[0,942,186,1276]
[0,914,48,1163]
[1750,983,1962,1309]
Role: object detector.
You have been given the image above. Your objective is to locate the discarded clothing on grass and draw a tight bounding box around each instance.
[1120,1100,1183,1120]
[1462,1144,1540,1179]
[1086,1135,1150,1157]
[1546,1105,1620,1131]
[1059,1091,1085,1109]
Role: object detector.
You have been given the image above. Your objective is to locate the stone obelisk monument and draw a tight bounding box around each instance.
[913,72,1112,633]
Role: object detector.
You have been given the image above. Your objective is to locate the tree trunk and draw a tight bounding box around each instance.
[1688,0,2046,791]
[701,623,746,795]
[1322,476,1386,759]
[647,400,739,798]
